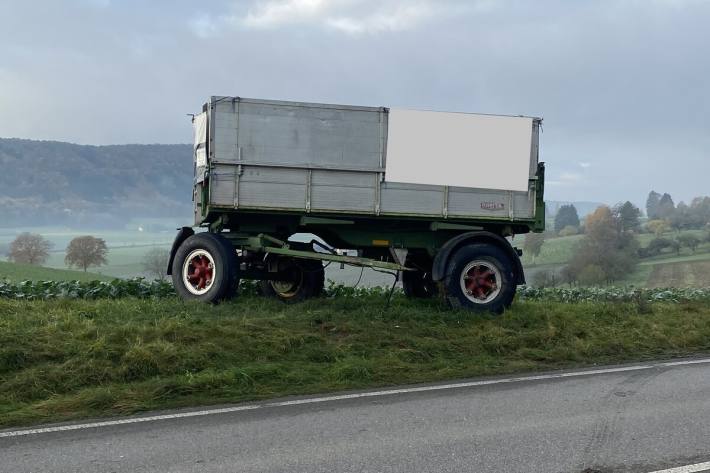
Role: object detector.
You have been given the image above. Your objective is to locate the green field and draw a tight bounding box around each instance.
[2,295,710,428]
[523,229,710,288]
[0,261,113,283]
[0,226,175,279]
[521,234,583,266]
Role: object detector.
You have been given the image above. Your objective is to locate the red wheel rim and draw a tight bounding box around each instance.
[182,249,216,295]
[459,261,501,304]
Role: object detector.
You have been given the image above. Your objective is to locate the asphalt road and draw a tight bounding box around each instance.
[3,359,710,473]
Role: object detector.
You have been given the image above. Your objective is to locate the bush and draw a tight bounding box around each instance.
[558,225,578,237]
[565,206,638,283]
[577,265,606,285]
[532,270,558,288]
[643,237,673,257]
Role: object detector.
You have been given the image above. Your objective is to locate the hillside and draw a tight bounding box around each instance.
[0,138,193,228]
[0,260,114,282]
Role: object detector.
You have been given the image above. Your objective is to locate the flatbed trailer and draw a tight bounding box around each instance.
[168,96,545,312]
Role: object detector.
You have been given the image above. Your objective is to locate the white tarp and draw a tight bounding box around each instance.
[385,109,534,192]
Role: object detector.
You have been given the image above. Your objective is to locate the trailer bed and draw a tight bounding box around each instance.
[195,97,542,226]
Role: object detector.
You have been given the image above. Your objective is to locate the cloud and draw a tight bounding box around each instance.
[228,0,472,34]
[325,4,432,34]
[189,13,220,38]
[548,172,583,187]
[242,0,333,29]
[579,162,591,168]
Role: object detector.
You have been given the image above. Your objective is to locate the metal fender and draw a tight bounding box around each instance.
[166,227,195,276]
[431,231,525,285]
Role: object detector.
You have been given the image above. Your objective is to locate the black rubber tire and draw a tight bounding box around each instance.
[402,254,438,299]
[259,257,324,303]
[443,243,516,314]
[171,233,239,303]
[218,236,240,300]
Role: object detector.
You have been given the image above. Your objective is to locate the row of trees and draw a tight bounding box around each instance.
[6,233,108,271]
[4,232,170,280]
[553,201,642,237]
[647,191,710,231]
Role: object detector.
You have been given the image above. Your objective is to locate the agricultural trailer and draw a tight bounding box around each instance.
[168,96,545,312]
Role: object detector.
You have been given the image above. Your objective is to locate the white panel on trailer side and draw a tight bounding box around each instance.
[192,112,208,183]
[384,109,535,192]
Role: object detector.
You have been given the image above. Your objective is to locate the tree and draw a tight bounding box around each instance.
[559,225,578,237]
[657,193,675,220]
[532,270,558,288]
[554,204,580,233]
[646,191,661,220]
[523,232,545,264]
[65,236,108,272]
[647,219,670,237]
[613,201,641,232]
[142,247,170,281]
[670,202,693,231]
[677,234,700,253]
[564,206,638,284]
[7,233,53,265]
[669,239,681,256]
[577,264,606,286]
[643,237,673,257]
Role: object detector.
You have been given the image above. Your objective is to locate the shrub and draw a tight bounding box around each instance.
[558,225,578,237]
[577,265,606,285]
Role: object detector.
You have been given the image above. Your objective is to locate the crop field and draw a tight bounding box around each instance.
[647,260,710,288]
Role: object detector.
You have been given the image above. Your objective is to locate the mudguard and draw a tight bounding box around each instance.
[431,231,525,285]
[166,227,195,276]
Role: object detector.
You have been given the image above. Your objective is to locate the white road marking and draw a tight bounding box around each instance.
[647,461,710,473]
[2,357,710,439]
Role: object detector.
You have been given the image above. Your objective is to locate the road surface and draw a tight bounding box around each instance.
[3,358,710,473]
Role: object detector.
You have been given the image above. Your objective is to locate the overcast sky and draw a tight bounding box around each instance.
[1,0,708,206]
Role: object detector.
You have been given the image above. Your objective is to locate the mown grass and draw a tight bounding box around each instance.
[2,294,710,428]
[0,261,114,283]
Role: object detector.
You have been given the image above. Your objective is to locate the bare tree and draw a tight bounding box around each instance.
[7,233,53,265]
[142,247,170,281]
[65,236,108,272]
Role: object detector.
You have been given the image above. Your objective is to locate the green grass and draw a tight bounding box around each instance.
[0,261,114,283]
[2,295,710,428]
[0,227,174,279]
[521,234,583,266]
[524,229,709,268]
[43,245,171,279]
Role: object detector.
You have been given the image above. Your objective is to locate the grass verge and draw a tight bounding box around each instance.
[2,295,710,428]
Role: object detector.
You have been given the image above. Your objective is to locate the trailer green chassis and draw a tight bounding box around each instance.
[232,233,412,272]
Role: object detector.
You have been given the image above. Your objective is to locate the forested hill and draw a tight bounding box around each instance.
[0,138,193,228]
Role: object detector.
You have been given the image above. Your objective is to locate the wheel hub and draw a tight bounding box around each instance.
[182,249,216,295]
[460,260,501,304]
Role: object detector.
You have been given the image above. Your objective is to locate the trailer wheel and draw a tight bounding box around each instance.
[443,243,516,313]
[171,233,239,303]
[402,255,438,299]
[260,257,324,303]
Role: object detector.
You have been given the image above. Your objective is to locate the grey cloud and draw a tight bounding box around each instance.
[0,0,708,205]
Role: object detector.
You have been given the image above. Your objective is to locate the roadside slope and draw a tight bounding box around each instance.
[2,295,710,427]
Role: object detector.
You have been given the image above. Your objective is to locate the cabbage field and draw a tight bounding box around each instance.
[1,278,709,303]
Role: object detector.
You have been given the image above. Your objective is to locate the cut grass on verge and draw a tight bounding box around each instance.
[2,294,710,428]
